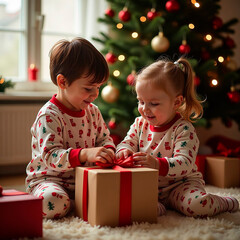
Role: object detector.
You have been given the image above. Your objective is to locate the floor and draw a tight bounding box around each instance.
[0,174,26,191]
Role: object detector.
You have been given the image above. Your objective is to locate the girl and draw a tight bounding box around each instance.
[116,57,239,218]
[26,38,115,219]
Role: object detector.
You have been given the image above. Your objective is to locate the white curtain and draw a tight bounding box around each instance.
[79,0,108,49]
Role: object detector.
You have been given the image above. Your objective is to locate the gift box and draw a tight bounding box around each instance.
[0,189,42,239]
[205,156,240,188]
[195,155,206,179]
[75,166,158,227]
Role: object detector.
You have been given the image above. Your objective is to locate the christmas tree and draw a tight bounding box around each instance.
[93,0,240,141]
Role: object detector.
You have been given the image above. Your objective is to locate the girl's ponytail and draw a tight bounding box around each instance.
[176,58,203,122]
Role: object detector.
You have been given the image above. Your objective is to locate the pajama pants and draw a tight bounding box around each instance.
[31,181,74,219]
[158,180,239,218]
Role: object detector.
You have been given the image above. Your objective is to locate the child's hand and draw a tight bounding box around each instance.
[80,147,115,164]
[133,152,159,169]
[116,149,133,160]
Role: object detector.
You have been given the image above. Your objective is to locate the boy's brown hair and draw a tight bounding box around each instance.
[49,37,109,86]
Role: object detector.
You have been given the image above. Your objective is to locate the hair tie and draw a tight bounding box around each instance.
[174,61,185,72]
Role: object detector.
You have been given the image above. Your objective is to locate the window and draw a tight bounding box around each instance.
[0,0,107,89]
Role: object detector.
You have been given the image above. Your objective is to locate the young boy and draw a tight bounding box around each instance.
[26,37,115,219]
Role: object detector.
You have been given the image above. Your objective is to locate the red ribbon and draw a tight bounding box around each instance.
[95,155,134,168]
[217,142,240,157]
[82,156,134,226]
[0,186,28,197]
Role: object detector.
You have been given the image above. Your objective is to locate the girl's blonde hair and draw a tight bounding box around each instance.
[135,57,203,122]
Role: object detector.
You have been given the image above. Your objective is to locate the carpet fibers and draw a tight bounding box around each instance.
[41,185,240,240]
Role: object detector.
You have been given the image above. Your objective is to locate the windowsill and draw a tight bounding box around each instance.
[0,81,57,101]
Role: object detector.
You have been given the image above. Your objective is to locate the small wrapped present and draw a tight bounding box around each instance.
[205,156,240,188]
[0,188,42,239]
[195,155,206,179]
[75,157,158,227]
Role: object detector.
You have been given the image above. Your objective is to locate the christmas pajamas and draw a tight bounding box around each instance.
[26,95,115,219]
[117,114,239,217]
[165,181,238,217]
[32,182,72,219]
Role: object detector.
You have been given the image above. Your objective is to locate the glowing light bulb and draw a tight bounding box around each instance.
[218,56,224,62]
[140,16,146,22]
[195,2,200,7]
[118,55,125,61]
[205,34,212,41]
[116,23,123,29]
[189,23,195,29]
[132,32,138,38]
[211,79,218,86]
[191,0,197,4]
[113,70,120,77]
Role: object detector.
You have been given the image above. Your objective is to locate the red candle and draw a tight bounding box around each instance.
[28,64,38,81]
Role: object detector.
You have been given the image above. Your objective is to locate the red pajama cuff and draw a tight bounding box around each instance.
[104,145,116,152]
[157,157,169,176]
[69,148,83,168]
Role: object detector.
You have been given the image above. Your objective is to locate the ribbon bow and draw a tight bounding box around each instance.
[217,142,240,157]
[96,155,134,168]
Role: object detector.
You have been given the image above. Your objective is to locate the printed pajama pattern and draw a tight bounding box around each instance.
[167,181,238,217]
[32,182,72,219]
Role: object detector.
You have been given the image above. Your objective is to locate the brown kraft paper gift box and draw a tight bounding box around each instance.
[205,156,240,188]
[75,166,158,227]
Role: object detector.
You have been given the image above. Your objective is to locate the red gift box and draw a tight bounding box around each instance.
[196,155,206,179]
[0,189,42,239]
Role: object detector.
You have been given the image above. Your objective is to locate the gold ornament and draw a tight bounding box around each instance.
[101,82,120,103]
[151,32,170,53]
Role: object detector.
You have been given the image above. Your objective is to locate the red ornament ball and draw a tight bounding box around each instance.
[165,0,180,12]
[108,120,117,129]
[227,91,240,103]
[147,9,157,20]
[179,43,191,54]
[105,8,115,17]
[224,37,236,49]
[106,52,117,64]
[127,73,135,86]
[194,76,200,87]
[118,9,131,22]
[212,16,223,30]
[201,49,210,60]
[110,134,122,146]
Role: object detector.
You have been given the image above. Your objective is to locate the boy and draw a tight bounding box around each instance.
[26,38,115,219]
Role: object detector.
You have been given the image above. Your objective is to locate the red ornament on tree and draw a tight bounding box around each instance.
[179,40,191,54]
[106,52,117,64]
[127,71,136,86]
[212,16,223,30]
[224,36,236,49]
[147,8,157,20]
[118,7,131,22]
[201,49,210,60]
[165,0,180,12]
[227,87,240,103]
[108,119,117,129]
[194,76,200,87]
[105,8,115,18]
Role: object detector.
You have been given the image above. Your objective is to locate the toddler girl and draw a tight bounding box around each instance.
[116,57,239,217]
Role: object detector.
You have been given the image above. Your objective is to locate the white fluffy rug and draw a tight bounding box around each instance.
[42,185,240,240]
